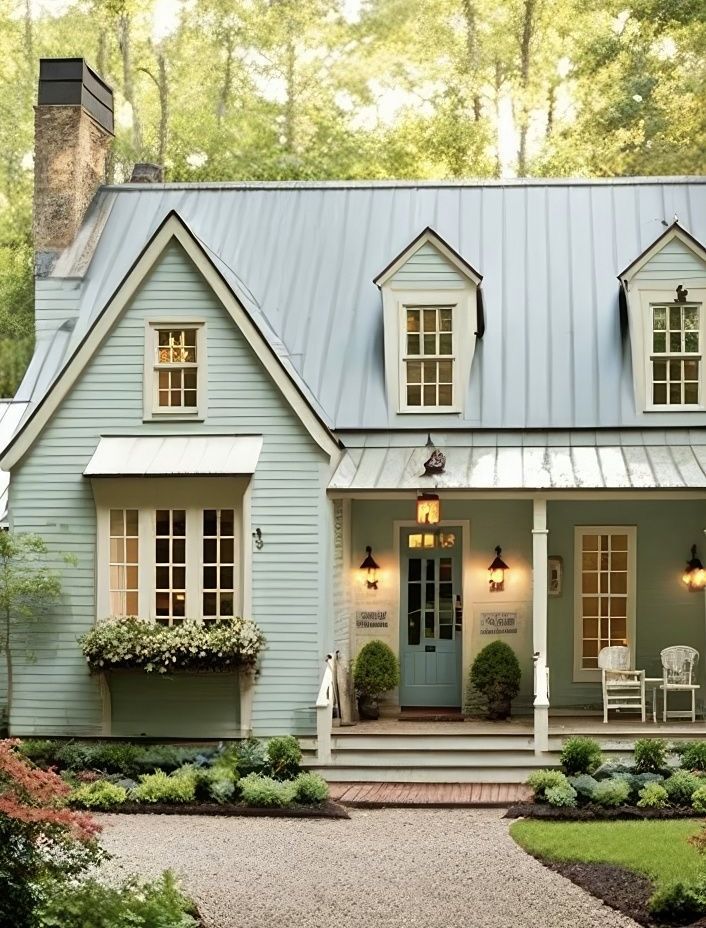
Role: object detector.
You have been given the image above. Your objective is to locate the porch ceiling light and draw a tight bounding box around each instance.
[683,545,706,592]
[489,546,509,593]
[360,546,380,590]
[416,493,440,525]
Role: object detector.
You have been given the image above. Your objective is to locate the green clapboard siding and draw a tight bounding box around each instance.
[108,672,240,739]
[389,241,467,289]
[634,237,706,282]
[8,240,328,738]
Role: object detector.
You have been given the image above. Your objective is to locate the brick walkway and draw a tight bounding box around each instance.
[328,782,532,807]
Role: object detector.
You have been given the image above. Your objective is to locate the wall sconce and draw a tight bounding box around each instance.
[683,545,706,592]
[489,546,509,592]
[416,493,440,525]
[360,546,380,590]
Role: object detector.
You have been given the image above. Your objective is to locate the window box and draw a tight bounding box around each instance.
[79,615,265,675]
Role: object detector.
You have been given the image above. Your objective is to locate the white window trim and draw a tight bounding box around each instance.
[143,320,208,421]
[94,478,248,623]
[382,287,476,415]
[573,525,637,683]
[640,292,705,412]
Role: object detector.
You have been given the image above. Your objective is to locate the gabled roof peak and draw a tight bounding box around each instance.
[619,220,706,281]
[373,226,482,288]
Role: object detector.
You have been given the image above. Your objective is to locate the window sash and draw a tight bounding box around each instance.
[403,305,455,408]
[109,509,139,616]
[147,324,204,416]
[649,303,702,407]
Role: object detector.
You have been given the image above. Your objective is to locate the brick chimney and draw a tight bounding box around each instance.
[34,58,114,276]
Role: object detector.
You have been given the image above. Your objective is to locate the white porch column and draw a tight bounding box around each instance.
[532,497,550,754]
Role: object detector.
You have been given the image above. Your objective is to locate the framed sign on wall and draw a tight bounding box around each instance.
[548,556,563,596]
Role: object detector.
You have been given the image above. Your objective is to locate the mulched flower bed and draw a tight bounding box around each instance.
[538,857,706,928]
[97,799,349,819]
[505,802,703,821]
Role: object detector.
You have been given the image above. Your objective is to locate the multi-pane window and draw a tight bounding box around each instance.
[404,306,454,407]
[109,509,138,615]
[154,328,198,409]
[155,509,187,624]
[651,304,700,405]
[202,509,236,621]
[577,530,632,671]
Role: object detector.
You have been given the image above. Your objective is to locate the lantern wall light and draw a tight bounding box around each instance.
[416,493,440,525]
[682,545,706,592]
[360,546,380,590]
[489,546,509,593]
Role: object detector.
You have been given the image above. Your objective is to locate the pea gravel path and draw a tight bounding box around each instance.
[98,810,639,928]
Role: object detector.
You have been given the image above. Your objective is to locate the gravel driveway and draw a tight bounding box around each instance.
[98,809,638,928]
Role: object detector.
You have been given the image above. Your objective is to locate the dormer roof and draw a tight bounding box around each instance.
[618,220,706,283]
[373,226,482,288]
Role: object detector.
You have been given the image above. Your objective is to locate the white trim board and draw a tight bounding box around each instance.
[1,211,340,470]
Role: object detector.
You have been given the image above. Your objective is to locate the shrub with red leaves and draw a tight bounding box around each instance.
[0,738,103,928]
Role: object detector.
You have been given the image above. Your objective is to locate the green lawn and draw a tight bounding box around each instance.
[510,819,706,890]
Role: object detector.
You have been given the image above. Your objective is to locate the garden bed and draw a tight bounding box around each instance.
[506,802,703,821]
[98,799,349,819]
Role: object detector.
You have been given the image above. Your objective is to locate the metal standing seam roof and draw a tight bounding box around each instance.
[83,435,264,477]
[329,432,706,490]
[14,176,706,437]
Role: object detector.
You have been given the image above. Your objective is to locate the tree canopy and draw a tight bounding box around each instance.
[0,0,703,395]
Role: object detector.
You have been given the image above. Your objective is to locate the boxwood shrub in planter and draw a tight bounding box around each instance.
[469,641,521,720]
[353,640,400,719]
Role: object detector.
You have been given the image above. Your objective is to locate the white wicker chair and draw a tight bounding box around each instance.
[598,646,645,723]
[660,646,700,722]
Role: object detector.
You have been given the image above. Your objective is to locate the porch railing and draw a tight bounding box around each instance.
[315,653,336,764]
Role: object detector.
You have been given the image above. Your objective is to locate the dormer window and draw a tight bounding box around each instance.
[619,222,706,414]
[404,305,454,408]
[650,303,701,406]
[144,321,206,419]
[375,228,482,417]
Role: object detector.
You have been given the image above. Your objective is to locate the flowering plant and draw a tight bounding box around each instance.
[78,616,265,674]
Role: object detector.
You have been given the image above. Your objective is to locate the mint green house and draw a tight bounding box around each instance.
[2,59,706,780]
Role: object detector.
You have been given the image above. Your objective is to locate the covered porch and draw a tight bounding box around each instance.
[325,433,706,766]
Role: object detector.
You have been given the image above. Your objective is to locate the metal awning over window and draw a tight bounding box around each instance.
[329,439,706,491]
[84,435,263,477]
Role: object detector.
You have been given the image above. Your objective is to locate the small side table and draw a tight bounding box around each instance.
[645,677,662,724]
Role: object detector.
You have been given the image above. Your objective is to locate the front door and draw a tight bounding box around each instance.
[399,526,462,707]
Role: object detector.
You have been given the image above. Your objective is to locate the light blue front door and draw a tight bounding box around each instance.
[399,527,463,707]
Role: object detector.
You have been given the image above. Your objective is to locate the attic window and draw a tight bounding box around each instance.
[145,322,206,419]
[650,303,701,406]
[404,306,454,407]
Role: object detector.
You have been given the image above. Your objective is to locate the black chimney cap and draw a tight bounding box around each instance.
[38,58,114,135]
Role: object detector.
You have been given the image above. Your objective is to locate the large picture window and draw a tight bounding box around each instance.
[574,526,636,681]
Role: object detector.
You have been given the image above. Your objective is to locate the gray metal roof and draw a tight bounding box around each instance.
[329,431,706,491]
[15,176,706,436]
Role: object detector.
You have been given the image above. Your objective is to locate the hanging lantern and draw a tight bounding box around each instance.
[489,546,509,592]
[682,545,706,592]
[360,546,380,590]
[416,493,440,525]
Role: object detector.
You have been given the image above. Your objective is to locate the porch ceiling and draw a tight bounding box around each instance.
[329,439,706,491]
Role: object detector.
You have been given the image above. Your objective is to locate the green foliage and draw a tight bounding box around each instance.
[353,640,400,699]
[568,774,599,802]
[633,738,668,773]
[129,769,197,804]
[239,772,296,808]
[545,783,577,808]
[691,785,706,814]
[526,769,569,801]
[208,771,238,804]
[18,739,217,777]
[79,615,265,673]
[293,772,329,804]
[559,737,602,776]
[649,880,706,922]
[35,871,199,928]
[266,735,302,780]
[678,741,706,771]
[664,770,702,805]
[469,641,521,720]
[637,782,669,809]
[70,780,127,811]
[233,738,267,776]
[590,778,631,807]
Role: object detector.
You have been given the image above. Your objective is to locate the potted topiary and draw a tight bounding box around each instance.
[353,640,400,720]
[470,640,521,720]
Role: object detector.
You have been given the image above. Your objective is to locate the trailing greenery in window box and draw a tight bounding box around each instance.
[78,616,265,674]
